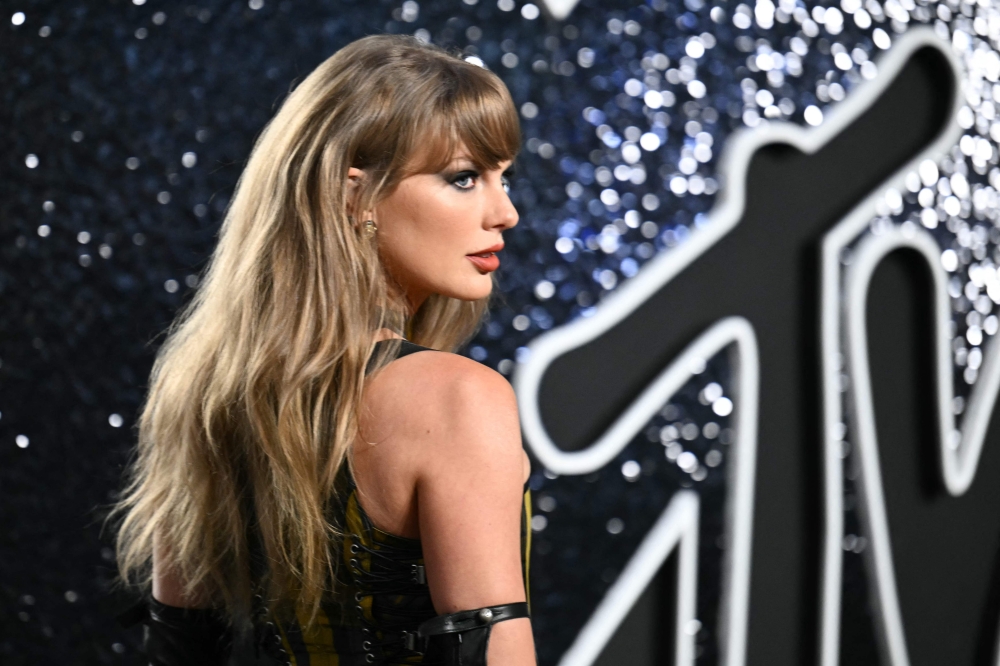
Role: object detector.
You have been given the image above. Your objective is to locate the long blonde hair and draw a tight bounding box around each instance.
[114,34,520,627]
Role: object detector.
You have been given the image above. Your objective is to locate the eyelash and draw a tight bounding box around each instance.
[451,170,514,193]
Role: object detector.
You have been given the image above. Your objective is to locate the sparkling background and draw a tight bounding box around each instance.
[3,0,999,663]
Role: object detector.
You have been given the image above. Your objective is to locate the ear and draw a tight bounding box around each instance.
[346,167,378,225]
[346,167,364,216]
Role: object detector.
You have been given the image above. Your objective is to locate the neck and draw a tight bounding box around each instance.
[405,289,429,316]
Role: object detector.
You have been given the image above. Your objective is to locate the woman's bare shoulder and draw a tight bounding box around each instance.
[361,350,520,459]
[366,349,513,415]
[355,349,524,537]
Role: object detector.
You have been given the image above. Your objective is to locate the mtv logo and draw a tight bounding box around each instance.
[515,25,1000,666]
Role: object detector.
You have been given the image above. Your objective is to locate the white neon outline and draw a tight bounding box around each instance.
[838,228,1000,666]
[844,228,979,666]
[817,32,1000,666]
[523,318,759,666]
[559,491,700,666]
[514,27,968,666]
[538,0,580,21]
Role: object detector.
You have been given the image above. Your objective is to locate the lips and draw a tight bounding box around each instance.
[467,253,500,272]
[466,243,504,273]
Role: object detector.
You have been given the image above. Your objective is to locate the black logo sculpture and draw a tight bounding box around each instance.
[517,28,1000,666]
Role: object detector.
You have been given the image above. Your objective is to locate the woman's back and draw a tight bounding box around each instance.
[348,340,532,663]
[260,339,534,665]
[278,341,531,666]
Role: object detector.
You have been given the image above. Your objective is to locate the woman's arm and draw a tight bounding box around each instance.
[359,350,536,664]
[152,535,213,608]
[145,533,231,666]
[415,358,534,665]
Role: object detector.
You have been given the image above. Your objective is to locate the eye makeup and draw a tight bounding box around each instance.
[445,165,516,191]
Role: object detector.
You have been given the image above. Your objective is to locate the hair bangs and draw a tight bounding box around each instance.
[407,63,521,175]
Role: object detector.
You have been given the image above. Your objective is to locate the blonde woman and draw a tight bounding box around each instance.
[115,34,535,666]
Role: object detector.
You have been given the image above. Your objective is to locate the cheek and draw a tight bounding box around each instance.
[377,192,479,286]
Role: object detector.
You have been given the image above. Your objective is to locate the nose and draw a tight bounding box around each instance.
[487,183,519,231]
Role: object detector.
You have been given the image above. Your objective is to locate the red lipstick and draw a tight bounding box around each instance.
[466,243,504,273]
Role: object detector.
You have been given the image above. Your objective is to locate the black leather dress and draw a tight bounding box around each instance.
[133,340,532,666]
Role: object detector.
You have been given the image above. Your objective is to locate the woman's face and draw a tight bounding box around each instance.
[350,147,518,311]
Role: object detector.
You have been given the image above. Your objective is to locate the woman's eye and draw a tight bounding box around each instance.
[501,175,511,193]
[452,172,477,189]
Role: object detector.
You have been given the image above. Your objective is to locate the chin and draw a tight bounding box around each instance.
[439,276,493,302]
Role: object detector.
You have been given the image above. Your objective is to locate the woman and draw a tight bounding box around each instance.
[114,34,535,665]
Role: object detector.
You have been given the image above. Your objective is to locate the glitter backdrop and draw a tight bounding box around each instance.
[4,0,1000,664]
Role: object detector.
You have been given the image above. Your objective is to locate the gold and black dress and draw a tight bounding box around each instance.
[130,340,532,666]
[270,340,532,665]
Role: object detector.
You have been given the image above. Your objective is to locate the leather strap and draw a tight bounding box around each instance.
[417,602,529,638]
[137,598,233,666]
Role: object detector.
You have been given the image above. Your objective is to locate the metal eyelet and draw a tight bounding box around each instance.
[365,654,375,663]
[350,543,360,554]
[350,558,360,570]
[362,640,372,650]
[356,605,364,615]
[354,591,364,602]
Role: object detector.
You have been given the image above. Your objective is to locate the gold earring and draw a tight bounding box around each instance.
[363,219,377,238]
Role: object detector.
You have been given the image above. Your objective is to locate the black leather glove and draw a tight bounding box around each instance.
[130,598,233,666]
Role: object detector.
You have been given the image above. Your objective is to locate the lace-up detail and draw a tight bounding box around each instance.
[272,470,442,666]
[342,485,442,665]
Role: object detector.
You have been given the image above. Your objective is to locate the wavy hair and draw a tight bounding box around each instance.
[114,34,520,628]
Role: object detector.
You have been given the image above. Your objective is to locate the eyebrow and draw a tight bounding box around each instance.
[444,156,516,173]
